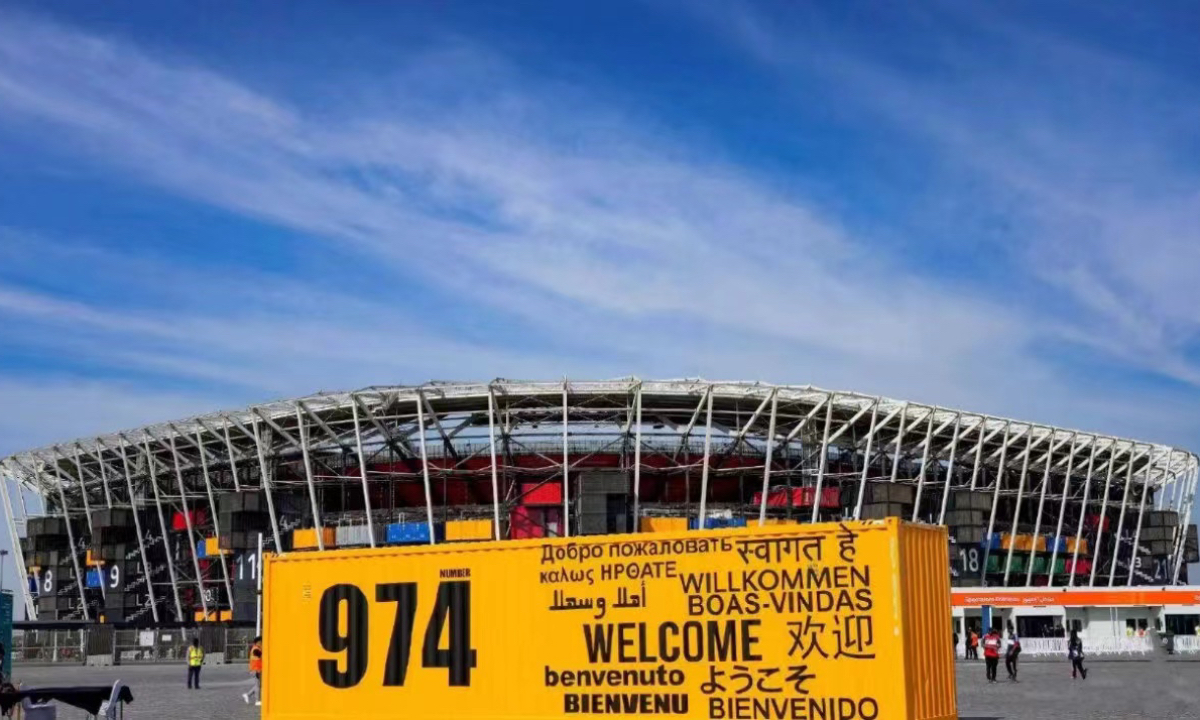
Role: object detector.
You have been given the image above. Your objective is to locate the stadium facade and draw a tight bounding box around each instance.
[1,379,1197,633]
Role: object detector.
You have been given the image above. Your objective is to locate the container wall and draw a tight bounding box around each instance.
[264,519,949,720]
[898,523,957,720]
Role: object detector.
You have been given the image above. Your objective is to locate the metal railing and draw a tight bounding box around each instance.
[13,625,256,666]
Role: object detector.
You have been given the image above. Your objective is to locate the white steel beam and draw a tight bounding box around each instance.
[1025,437,1059,586]
[889,404,911,486]
[1047,434,1082,588]
[810,398,835,523]
[117,445,160,622]
[195,430,235,614]
[936,414,967,525]
[632,383,644,530]
[910,408,939,522]
[758,390,779,526]
[140,439,183,620]
[415,393,437,544]
[295,406,325,552]
[1172,462,1198,583]
[981,422,1013,585]
[168,437,208,616]
[1089,442,1129,587]
[40,463,91,621]
[1107,445,1141,586]
[249,418,284,553]
[79,443,113,509]
[1126,450,1160,586]
[0,461,36,620]
[697,386,716,527]
[349,401,377,548]
[562,382,571,537]
[1003,432,1036,585]
[852,398,883,521]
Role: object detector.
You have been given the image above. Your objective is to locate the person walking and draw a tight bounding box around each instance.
[953,630,959,658]
[982,626,1002,683]
[243,636,263,706]
[1004,624,1021,682]
[967,629,979,660]
[187,638,205,689]
[1068,629,1087,680]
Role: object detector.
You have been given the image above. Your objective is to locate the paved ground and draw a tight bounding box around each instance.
[9,659,1200,718]
[956,658,1200,719]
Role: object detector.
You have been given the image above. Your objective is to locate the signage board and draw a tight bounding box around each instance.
[263,518,955,720]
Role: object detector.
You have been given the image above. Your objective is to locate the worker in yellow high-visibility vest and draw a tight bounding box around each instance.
[187,638,205,690]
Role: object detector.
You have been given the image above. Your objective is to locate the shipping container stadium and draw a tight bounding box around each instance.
[1,378,1197,625]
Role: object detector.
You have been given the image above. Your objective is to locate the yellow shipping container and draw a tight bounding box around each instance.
[205,537,230,557]
[85,550,104,567]
[263,518,955,720]
[446,520,495,542]
[1066,536,1088,555]
[194,609,234,622]
[292,528,336,550]
[764,518,799,526]
[638,516,689,533]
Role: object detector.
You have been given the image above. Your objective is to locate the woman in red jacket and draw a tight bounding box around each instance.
[982,627,1003,683]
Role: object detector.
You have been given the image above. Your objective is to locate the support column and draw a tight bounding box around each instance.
[44,463,91,621]
[415,392,437,544]
[0,461,37,620]
[981,422,1013,586]
[222,423,242,492]
[350,399,377,548]
[83,444,114,509]
[143,439,184,620]
[852,399,884,520]
[65,447,96,561]
[1107,446,1139,586]
[889,405,910,487]
[632,384,644,530]
[1171,462,1198,583]
[1126,451,1159,586]
[910,409,937,522]
[562,382,571,538]
[1003,432,1035,585]
[250,417,284,553]
[1067,439,1101,587]
[696,386,715,528]
[810,399,835,523]
[168,437,208,616]
[759,390,779,526]
[1089,443,1124,587]
[295,406,325,551]
[486,387,502,541]
[1026,437,1058,586]
[1047,434,1080,588]
[117,446,159,622]
[196,430,235,613]
[936,415,965,525]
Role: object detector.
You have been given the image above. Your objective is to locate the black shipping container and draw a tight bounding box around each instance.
[863,483,916,505]
[860,502,909,519]
[951,490,993,511]
[943,510,984,527]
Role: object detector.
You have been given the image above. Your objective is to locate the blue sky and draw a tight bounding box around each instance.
[2,0,1200,457]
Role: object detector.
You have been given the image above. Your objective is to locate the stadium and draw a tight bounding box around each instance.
[2,378,1198,640]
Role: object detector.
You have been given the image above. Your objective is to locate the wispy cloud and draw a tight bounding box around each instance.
[0,7,1196,455]
[687,1,1200,387]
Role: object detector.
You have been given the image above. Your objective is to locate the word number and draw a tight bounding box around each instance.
[318,580,477,689]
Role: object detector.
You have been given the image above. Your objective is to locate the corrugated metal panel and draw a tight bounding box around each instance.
[899,523,957,720]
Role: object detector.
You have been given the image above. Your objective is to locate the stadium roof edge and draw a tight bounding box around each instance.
[2,378,1196,486]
